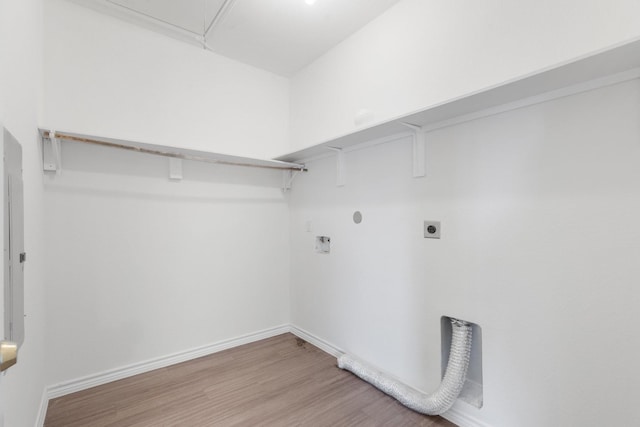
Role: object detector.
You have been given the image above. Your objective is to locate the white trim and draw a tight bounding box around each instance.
[46,324,289,399]
[39,129,306,173]
[297,132,412,164]
[39,324,491,427]
[68,0,204,45]
[443,400,493,427]
[35,387,49,427]
[421,68,640,134]
[292,326,492,427]
[277,59,640,165]
[288,325,344,358]
[296,68,640,167]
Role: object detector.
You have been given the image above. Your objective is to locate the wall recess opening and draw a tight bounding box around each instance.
[441,316,483,408]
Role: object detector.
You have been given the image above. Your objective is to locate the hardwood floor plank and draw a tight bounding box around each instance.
[45,333,457,426]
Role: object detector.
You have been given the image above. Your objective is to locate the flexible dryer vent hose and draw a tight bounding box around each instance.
[337,318,472,416]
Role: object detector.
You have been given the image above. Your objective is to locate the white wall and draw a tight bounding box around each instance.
[43,0,290,160]
[37,1,640,425]
[0,0,47,426]
[289,0,640,151]
[42,0,292,389]
[44,142,291,386]
[289,79,640,426]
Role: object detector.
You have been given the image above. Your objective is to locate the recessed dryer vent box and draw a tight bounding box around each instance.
[315,236,330,254]
[441,316,483,408]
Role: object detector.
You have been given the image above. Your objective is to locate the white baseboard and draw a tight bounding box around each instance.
[46,324,289,400]
[35,387,49,427]
[288,325,344,358]
[290,326,491,427]
[38,324,490,427]
[443,400,492,427]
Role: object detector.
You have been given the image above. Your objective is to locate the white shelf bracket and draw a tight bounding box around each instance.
[401,122,426,178]
[43,130,62,174]
[283,170,292,192]
[282,170,301,192]
[327,147,346,187]
[169,157,183,181]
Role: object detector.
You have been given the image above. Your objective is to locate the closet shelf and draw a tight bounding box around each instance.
[275,38,640,164]
[39,129,307,173]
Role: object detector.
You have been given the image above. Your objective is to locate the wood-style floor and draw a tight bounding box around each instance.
[45,333,457,426]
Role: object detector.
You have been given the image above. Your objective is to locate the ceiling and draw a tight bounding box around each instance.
[79,0,402,76]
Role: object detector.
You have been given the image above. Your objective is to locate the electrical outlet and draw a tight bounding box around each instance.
[424,221,441,239]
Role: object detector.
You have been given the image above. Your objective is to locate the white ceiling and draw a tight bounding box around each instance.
[108,0,227,34]
[81,0,402,76]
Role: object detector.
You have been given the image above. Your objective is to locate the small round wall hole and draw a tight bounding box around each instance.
[353,211,363,224]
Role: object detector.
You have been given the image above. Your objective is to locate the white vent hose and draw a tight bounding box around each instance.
[337,318,472,416]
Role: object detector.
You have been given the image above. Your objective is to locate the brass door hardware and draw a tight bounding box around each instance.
[0,341,17,372]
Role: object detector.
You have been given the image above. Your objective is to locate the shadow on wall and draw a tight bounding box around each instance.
[42,140,289,204]
[49,139,287,186]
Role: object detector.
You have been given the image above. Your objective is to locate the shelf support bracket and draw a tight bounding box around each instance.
[169,157,183,181]
[401,122,426,178]
[43,130,62,174]
[282,170,300,192]
[327,147,345,187]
